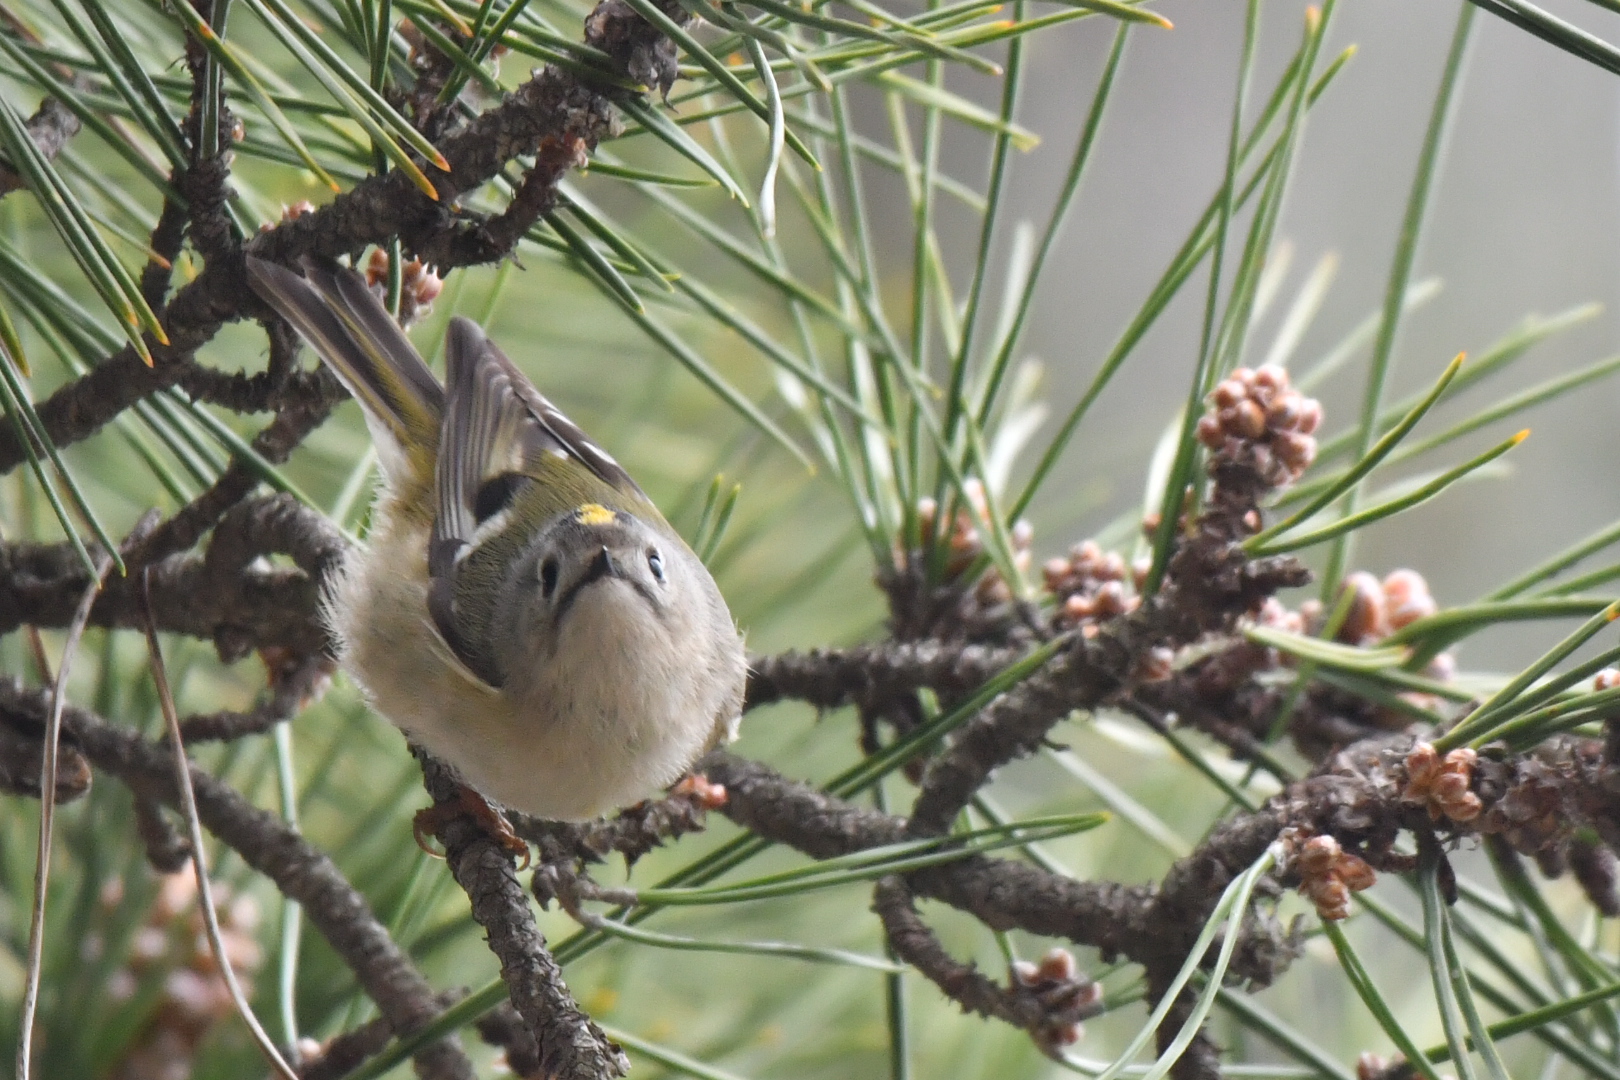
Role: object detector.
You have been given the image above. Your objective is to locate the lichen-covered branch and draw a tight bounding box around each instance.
[415,750,628,1080]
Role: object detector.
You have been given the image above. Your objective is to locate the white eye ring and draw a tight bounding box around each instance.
[647,550,665,582]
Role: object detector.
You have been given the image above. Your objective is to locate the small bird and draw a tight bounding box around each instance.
[247,257,746,826]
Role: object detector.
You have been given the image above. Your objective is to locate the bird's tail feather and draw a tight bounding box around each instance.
[247,257,444,482]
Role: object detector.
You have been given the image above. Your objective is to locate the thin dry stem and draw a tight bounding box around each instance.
[139,567,299,1080]
[16,526,122,1080]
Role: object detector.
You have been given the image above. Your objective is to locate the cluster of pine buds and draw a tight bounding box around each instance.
[1286,830,1376,922]
[914,478,1034,603]
[1323,569,1455,691]
[1402,743,1482,824]
[366,248,444,325]
[1041,540,1139,634]
[1196,364,1322,488]
[1256,596,1307,636]
[670,772,728,810]
[1009,947,1102,1056]
[1181,596,1307,696]
[1334,569,1438,645]
[102,873,263,1080]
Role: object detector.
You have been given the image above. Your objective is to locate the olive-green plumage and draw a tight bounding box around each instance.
[247,257,746,821]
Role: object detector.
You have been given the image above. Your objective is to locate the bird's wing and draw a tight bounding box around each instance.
[426,317,652,672]
[431,316,646,557]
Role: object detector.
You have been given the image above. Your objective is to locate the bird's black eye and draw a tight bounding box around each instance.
[647,549,665,582]
[539,558,560,599]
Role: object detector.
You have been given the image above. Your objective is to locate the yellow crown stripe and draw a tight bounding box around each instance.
[575,503,617,526]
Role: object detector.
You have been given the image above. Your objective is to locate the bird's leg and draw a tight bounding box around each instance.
[414,785,532,870]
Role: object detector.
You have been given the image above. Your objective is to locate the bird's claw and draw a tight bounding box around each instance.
[413,787,531,870]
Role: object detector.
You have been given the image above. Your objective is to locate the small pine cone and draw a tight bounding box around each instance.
[1306,875,1351,921]
[1212,378,1246,409]
[1289,830,1376,921]
[1383,569,1437,630]
[1254,597,1304,634]
[902,481,1020,586]
[1093,580,1127,617]
[1265,390,1301,428]
[1296,834,1342,878]
[1337,851,1377,893]
[1035,946,1077,983]
[1131,556,1150,591]
[1044,539,1135,630]
[1062,594,1095,623]
[1252,363,1288,396]
[1295,397,1323,434]
[1200,364,1323,488]
[1272,430,1318,474]
[1230,399,1267,439]
[1434,748,1482,822]
[961,478,989,520]
[1012,947,1102,1059]
[1405,743,1482,823]
[1298,598,1324,633]
[1403,742,1441,797]
[1042,556,1075,595]
[365,246,391,286]
[400,259,444,308]
[1338,572,1390,645]
[1432,774,1482,822]
[976,573,1012,605]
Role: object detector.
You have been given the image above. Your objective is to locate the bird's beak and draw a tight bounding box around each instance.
[584,546,615,585]
[552,546,624,627]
